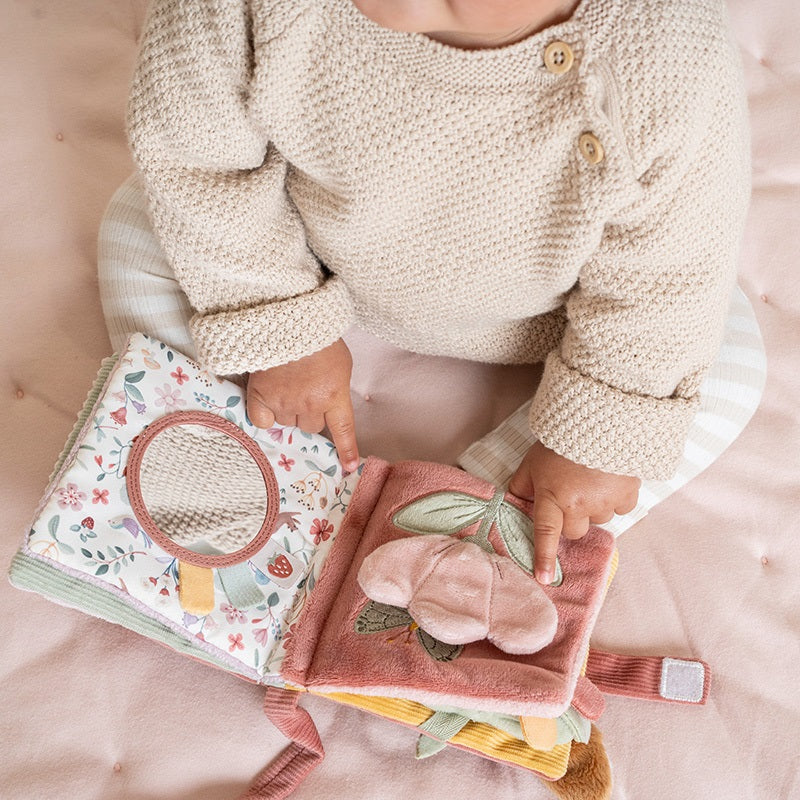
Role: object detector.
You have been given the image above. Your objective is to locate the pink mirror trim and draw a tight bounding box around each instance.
[125,410,279,568]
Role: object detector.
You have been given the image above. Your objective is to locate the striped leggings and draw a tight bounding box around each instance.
[98,175,767,538]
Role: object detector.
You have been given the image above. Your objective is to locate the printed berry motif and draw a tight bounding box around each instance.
[267,555,293,579]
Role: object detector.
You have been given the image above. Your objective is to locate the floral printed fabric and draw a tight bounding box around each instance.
[24,333,361,681]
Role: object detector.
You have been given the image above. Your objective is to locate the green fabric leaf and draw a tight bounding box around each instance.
[354,601,413,634]
[48,515,59,539]
[226,396,240,408]
[392,492,487,536]
[496,502,563,585]
[557,707,592,744]
[124,371,145,383]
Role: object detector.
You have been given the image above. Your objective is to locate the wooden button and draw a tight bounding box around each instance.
[544,41,574,75]
[579,132,604,165]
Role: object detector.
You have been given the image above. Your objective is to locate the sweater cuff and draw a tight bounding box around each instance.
[528,353,699,480]
[189,276,355,374]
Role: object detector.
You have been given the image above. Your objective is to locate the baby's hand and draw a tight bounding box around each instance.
[508,442,640,585]
[246,338,360,472]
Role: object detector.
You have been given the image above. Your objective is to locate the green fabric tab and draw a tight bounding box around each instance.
[415,710,471,759]
[556,706,591,745]
[415,735,449,760]
[218,563,264,609]
[425,702,523,740]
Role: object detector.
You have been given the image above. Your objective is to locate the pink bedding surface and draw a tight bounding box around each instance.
[2,2,798,798]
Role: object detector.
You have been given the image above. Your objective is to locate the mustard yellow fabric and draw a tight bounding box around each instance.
[177,561,215,615]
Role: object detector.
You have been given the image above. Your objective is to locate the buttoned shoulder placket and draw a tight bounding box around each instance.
[544,30,643,221]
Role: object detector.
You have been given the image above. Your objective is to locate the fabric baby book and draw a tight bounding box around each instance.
[9,334,709,800]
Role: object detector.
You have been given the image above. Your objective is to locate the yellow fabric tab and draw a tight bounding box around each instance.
[177,561,215,615]
[311,690,570,778]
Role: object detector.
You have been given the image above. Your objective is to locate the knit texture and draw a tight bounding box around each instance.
[127,0,750,478]
[138,423,268,552]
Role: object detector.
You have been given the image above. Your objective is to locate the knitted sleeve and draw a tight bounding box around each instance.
[528,17,751,481]
[126,0,354,375]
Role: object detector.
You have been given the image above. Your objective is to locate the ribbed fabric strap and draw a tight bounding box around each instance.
[238,688,325,800]
[571,674,606,720]
[586,649,710,705]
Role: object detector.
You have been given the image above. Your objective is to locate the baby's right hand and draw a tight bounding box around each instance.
[246,338,360,472]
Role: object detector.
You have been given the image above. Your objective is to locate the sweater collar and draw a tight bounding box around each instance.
[331,0,618,90]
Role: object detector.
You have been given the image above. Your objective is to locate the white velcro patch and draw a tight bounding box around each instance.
[659,658,705,703]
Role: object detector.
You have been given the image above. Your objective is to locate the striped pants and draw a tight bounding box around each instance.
[98,175,767,538]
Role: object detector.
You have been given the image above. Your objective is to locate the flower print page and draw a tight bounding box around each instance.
[25,333,355,684]
[265,463,363,674]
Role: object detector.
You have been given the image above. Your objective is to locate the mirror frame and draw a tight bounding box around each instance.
[125,410,279,567]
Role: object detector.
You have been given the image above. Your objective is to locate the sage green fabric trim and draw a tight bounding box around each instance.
[9,552,249,678]
[49,352,121,483]
[426,702,524,740]
[415,735,449,759]
[557,706,591,745]
[425,701,591,745]
[416,711,471,759]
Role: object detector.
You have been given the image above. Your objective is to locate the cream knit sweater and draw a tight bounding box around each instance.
[127,0,750,480]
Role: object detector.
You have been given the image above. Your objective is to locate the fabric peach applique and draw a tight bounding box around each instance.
[357,490,562,655]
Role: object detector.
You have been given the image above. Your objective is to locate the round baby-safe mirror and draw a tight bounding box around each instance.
[125,411,278,566]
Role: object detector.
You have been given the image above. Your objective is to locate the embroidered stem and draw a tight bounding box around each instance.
[464,488,505,553]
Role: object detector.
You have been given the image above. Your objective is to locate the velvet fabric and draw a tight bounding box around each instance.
[281,458,616,718]
[357,534,559,654]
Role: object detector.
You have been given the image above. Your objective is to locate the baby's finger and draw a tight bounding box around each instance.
[246,383,276,430]
[561,512,590,540]
[325,401,359,473]
[614,490,639,516]
[589,509,615,525]
[533,496,563,585]
[296,413,326,434]
[273,411,298,428]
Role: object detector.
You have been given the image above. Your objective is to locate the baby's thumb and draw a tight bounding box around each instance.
[246,379,276,430]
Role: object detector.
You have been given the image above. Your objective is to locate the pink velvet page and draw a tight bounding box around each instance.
[281,458,615,717]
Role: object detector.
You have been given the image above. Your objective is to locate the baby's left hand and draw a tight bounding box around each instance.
[508,442,640,586]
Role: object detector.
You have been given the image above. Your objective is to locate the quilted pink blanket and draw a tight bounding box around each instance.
[2,2,798,798]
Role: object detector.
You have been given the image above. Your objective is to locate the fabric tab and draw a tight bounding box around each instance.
[585,649,710,705]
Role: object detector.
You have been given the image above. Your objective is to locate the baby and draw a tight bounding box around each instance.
[121,0,752,585]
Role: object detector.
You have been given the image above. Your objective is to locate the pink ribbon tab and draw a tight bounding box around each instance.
[585,649,710,705]
[238,687,325,800]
